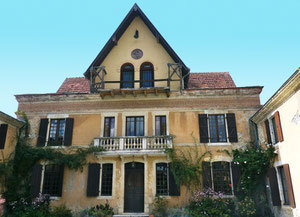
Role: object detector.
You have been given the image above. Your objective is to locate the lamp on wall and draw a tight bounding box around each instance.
[131,155,135,168]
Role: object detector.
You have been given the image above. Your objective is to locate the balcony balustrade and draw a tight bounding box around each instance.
[94,135,173,153]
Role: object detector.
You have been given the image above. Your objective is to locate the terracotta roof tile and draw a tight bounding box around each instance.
[188,72,236,89]
[57,72,236,93]
[57,77,90,93]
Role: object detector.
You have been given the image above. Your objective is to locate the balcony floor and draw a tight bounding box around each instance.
[98,87,170,98]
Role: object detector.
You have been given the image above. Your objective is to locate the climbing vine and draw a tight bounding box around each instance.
[0,112,103,214]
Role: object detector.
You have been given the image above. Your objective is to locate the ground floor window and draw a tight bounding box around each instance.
[202,161,233,195]
[156,163,180,196]
[101,163,113,196]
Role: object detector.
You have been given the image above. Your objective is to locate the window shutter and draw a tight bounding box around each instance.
[202,161,212,189]
[274,111,284,142]
[31,164,42,197]
[87,163,100,197]
[268,167,281,206]
[264,120,272,144]
[199,114,209,143]
[0,124,8,149]
[283,164,296,208]
[168,163,180,196]
[231,163,241,195]
[56,164,65,197]
[226,113,238,142]
[37,119,48,147]
[64,118,74,146]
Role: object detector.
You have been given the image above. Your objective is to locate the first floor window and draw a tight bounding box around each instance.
[199,113,238,143]
[126,116,144,136]
[202,161,233,195]
[155,116,166,136]
[156,163,180,196]
[104,117,115,137]
[101,163,113,196]
[271,117,279,144]
[48,119,66,145]
[209,115,227,142]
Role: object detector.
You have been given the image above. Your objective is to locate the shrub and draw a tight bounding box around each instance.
[187,188,235,217]
[237,197,256,217]
[51,204,73,217]
[152,196,168,217]
[88,201,114,217]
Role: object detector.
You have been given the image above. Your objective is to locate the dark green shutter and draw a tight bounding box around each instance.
[264,120,272,144]
[0,124,8,149]
[57,164,65,197]
[37,119,48,147]
[87,163,100,197]
[227,113,238,142]
[199,114,209,143]
[202,161,212,189]
[268,167,281,206]
[64,118,74,146]
[231,163,241,195]
[168,163,180,196]
[31,164,42,197]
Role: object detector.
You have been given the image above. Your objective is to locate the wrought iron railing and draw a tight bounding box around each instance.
[94,135,173,151]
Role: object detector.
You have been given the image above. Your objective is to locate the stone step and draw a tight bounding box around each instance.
[113,214,149,217]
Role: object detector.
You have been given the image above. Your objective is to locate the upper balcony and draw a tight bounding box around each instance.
[94,135,173,156]
[89,63,185,98]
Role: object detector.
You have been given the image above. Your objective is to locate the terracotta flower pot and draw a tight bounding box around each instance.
[149,214,155,217]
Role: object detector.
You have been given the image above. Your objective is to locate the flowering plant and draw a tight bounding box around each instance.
[0,194,5,216]
[188,188,234,217]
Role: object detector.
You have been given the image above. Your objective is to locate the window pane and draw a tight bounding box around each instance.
[48,119,65,146]
[209,115,217,142]
[101,164,113,196]
[43,165,61,196]
[212,162,232,195]
[121,64,134,88]
[209,115,227,143]
[126,117,144,136]
[104,117,115,137]
[141,63,154,88]
[272,117,279,144]
[155,116,166,136]
[278,167,289,205]
[156,163,168,195]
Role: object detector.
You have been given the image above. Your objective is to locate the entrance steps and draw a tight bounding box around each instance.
[113,214,149,217]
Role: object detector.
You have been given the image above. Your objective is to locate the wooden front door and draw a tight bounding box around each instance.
[124,162,144,213]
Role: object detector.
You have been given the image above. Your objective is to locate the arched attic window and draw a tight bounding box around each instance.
[121,63,134,88]
[140,62,154,88]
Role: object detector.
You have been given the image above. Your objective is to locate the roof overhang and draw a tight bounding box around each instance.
[251,68,300,123]
[0,111,25,128]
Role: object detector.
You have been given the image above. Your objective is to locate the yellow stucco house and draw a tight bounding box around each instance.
[251,68,300,217]
[15,4,263,215]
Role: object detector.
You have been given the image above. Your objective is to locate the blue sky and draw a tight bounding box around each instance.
[1,0,299,117]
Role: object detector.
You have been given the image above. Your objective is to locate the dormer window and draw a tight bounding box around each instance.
[121,63,134,88]
[140,62,154,88]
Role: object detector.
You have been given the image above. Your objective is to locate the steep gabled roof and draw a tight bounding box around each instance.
[83,3,189,80]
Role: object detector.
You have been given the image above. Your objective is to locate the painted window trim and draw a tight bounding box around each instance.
[100,113,118,137]
[45,114,69,147]
[152,111,169,136]
[97,161,116,199]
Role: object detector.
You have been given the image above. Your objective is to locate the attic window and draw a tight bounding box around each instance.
[134,30,139,39]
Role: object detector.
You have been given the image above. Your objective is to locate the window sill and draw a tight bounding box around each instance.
[49,196,60,201]
[208,142,231,146]
[97,195,113,200]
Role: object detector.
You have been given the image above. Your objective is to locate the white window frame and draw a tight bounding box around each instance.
[97,161,116,199]
[100,113,118,137]
[205,113,230,145]
[45,114,69,147]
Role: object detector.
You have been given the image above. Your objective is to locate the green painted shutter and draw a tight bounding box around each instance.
[37,119,48,147]
[87,163,100,197]
[227,113,238,142]
[199,114,209,143]
[168,163,180,196]
[31,164,42,197]
[64,118,74,146]
[202,161,212,189]
[0,124,8,149]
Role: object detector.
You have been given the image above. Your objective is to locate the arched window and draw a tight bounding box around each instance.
[121,63,134,88]
[140,62,154,88]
